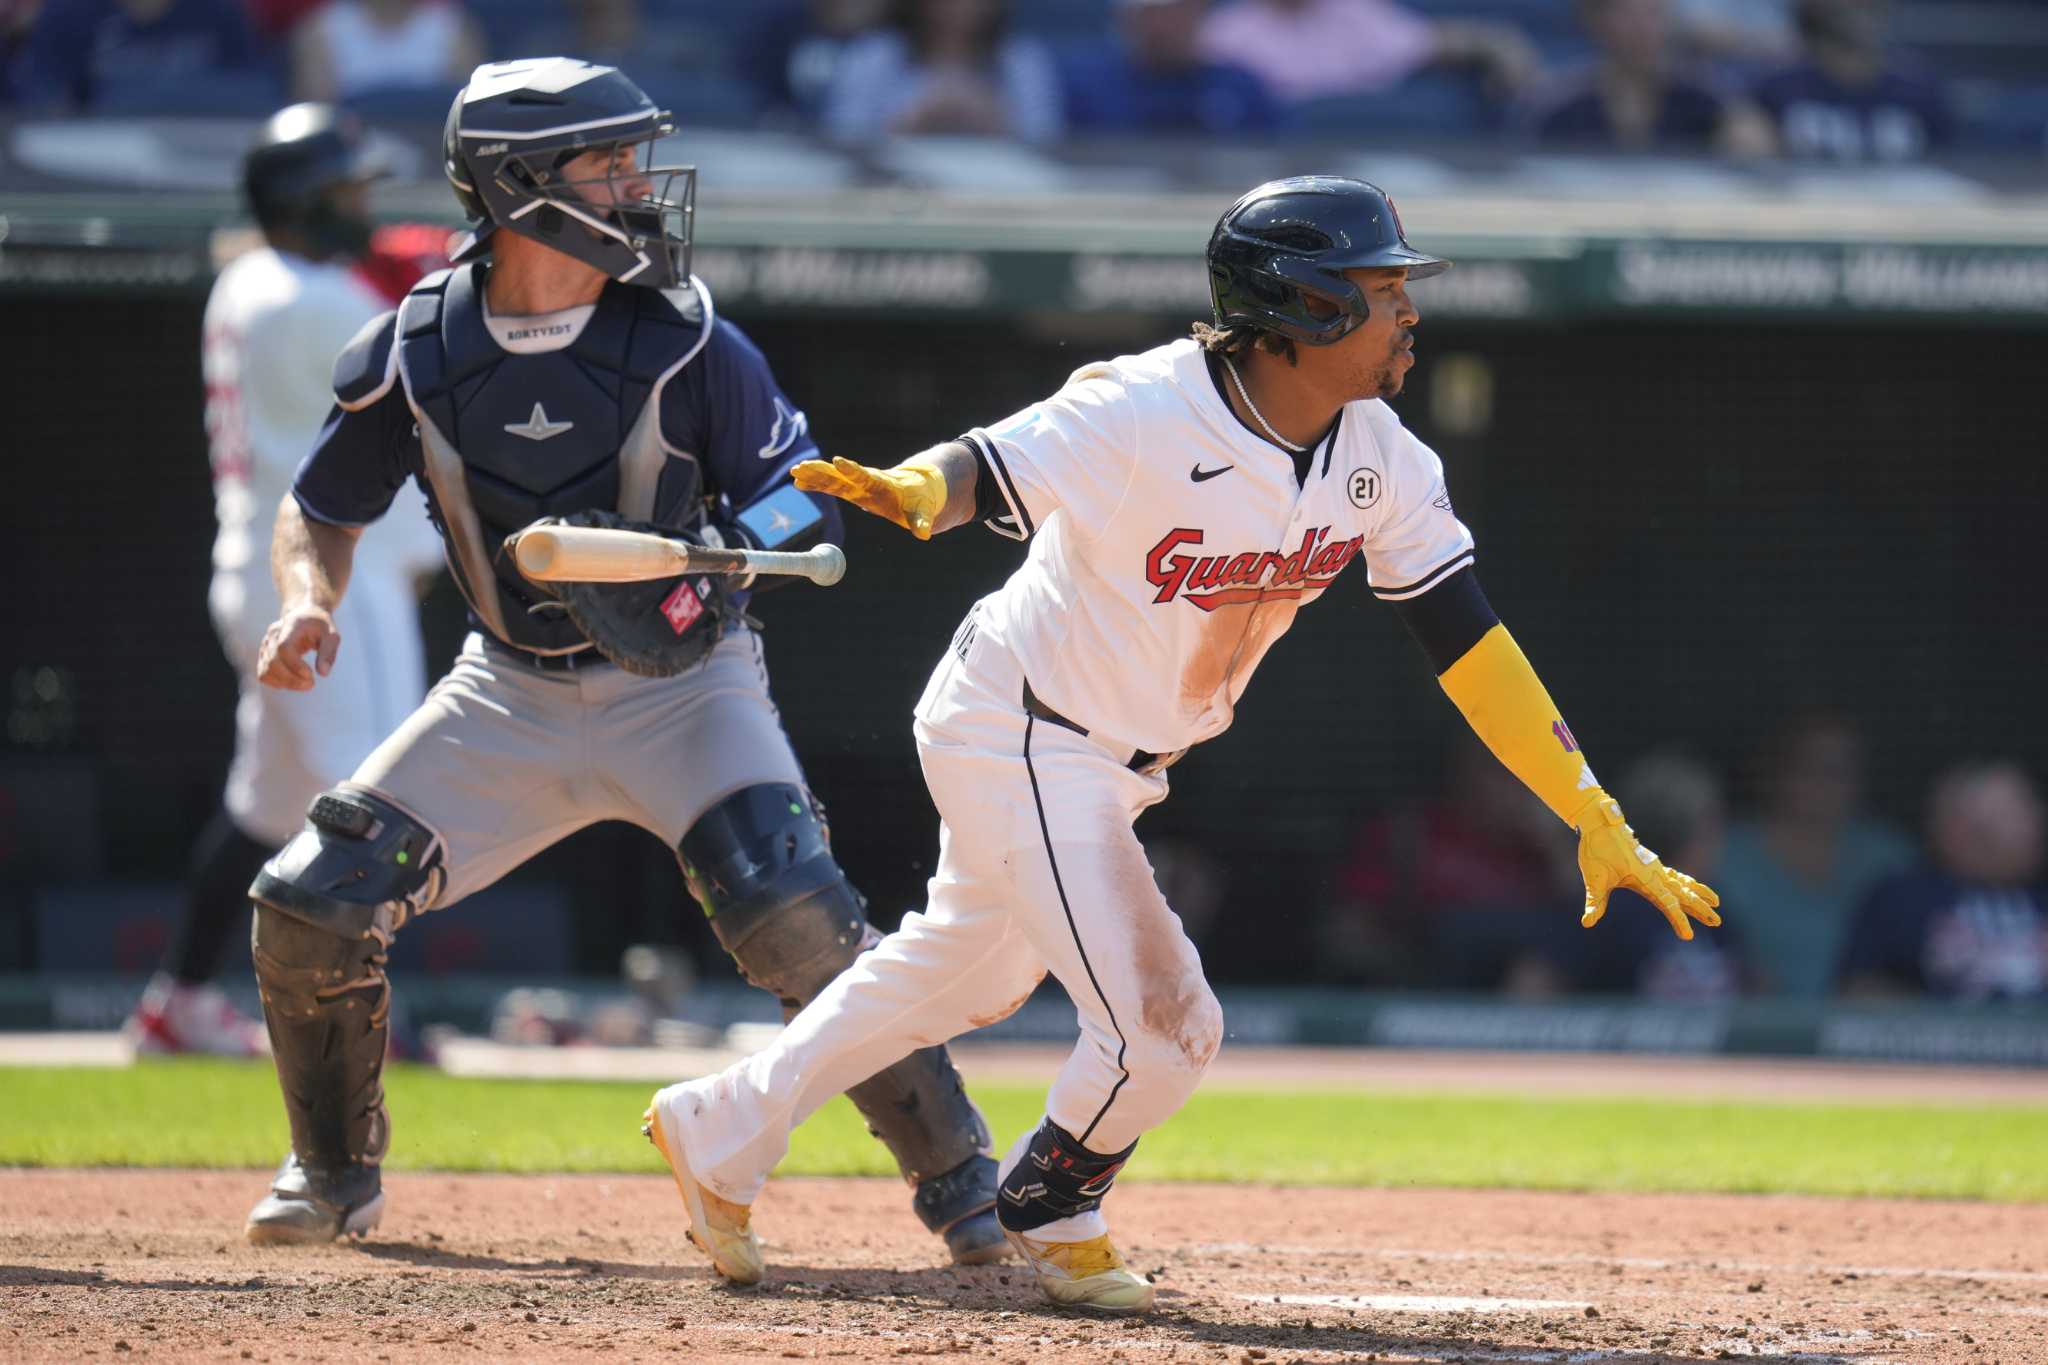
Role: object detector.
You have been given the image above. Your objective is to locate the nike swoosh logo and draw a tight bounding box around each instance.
[1190,464,1232,482]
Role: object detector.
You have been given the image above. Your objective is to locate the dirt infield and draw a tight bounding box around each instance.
[4,1171,2043,1363]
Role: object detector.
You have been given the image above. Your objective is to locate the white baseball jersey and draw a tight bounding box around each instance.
[962,337,1475,754]
[659,338,1481,1208]
[202,246,444,844]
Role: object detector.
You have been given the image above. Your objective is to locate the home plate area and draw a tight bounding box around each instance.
[3,1171,2039,1363]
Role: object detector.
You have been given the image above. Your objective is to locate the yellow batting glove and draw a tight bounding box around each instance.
[792,456,947,540]
[1574,795,1722,940]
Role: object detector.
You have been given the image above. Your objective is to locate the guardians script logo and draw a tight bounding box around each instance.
[1145,525,1363,611]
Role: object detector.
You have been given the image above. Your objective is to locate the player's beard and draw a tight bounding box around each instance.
[1361,354,1405,400]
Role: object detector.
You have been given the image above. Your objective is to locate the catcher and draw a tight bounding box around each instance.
[243,57,1006,1265]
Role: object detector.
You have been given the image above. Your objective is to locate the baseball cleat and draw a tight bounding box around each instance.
[245,1153,383,1246]
[914,1152,1011,1266]
[942,1207,1011,1266]
[642,1096,763,1286]
[1004,1228,1155,1314]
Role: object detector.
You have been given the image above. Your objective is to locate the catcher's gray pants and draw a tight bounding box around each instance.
[347,627,805,911]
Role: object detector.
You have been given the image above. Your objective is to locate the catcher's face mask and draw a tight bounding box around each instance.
[488,132,696,288]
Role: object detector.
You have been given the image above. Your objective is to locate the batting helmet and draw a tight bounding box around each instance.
[442,57,696,289]
[1207,176,1450,346]
[242,103,385,258]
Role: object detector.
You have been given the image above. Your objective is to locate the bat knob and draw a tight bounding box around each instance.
[813,544,847,587]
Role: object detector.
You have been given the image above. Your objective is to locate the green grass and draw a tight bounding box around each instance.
[2,1060,2042,1201]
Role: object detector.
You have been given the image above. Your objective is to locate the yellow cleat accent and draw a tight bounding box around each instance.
[1003,1229,1155,1314]
[642,1100,764,1286]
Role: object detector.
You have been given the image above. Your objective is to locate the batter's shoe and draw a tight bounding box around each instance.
[1004,1228,1155,1314]
[643,1095,764,1286]
[127,974,269,1058]
[245,1153,383,1245]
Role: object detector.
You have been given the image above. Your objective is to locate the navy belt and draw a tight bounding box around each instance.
[491,640,611,673]
[1021,680,1171,774]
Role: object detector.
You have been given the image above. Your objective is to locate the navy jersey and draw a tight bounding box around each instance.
[1061,45,1280,137]
[1530,71,1729,151]
[1837,866,2047,1000]
[293,272,839,650]
[1752,62,1953,162]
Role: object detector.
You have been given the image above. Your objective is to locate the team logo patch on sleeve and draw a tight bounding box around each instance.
[660,580,706,634]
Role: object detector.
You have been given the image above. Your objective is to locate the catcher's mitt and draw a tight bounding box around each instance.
[512,510,741,677]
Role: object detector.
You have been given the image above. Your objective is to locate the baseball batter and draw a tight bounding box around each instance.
[128,104,442,1058]
[242,58,1006,1265]
[644,177,1721,1312]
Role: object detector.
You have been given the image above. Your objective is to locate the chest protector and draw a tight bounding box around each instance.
[394,263,712,654]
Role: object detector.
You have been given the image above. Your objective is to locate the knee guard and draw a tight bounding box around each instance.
[249,789,442,1172]
[680,784,995,1218]
[681,783,867,1009]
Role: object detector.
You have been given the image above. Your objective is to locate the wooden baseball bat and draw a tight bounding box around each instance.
[511,526,846,587]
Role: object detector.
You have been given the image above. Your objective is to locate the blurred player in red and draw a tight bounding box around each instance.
[127,105,447,1055]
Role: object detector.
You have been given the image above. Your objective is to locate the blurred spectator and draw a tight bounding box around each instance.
[1316,740,1585,995]
[1716,711,1913,998]
[822,0,1064,143]
[13,0,261,111]
[245,0,321,43]
[1672,0,1796,68]
[0,0,40,104]
[1837,763,2046,1000]
[1197,0,1540,106]
[291,0,482,106]
[1587,751,1750,1000]
[1526,0,1775,154]
[1063,0,1279,137]
[1750,0,1952,161]
[746,0,890,122]
[516,0,710,108]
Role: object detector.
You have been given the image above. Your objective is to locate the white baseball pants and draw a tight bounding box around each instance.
[669,611,1223,1204]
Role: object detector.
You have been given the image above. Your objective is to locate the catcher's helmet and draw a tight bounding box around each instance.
[242,103,384,256]
[1207,176,1449,346]
[443,58,696,289]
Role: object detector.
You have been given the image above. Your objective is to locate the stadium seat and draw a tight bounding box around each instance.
[1006,0,1115,41]
[1290,69,1501,139]
[345,84,470,122]
[639,73,764,131]
[473,0,559,60]
[89,70,285,117]
[1958,80,2048,153]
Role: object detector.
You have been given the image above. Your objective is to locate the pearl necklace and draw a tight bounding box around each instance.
[1221,354,1307,453]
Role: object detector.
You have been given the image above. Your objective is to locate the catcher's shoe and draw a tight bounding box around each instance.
[246,1153,383,1245]
[1004,1228,1155,1314]
[643,1096,763,1286]
[913,1153,1010,1266]
[943,1207,1010,1266]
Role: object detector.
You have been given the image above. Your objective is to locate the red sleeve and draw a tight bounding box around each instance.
[351,224,455,306]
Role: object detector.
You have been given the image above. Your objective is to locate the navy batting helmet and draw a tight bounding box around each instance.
[443,58,695,289]
[1207,177,1449,346]
[242,103,384,257]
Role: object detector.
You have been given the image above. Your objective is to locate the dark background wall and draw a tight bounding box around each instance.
[5,293,2042,981]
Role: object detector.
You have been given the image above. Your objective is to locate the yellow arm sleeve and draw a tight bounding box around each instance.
[1436,623,1602,828]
